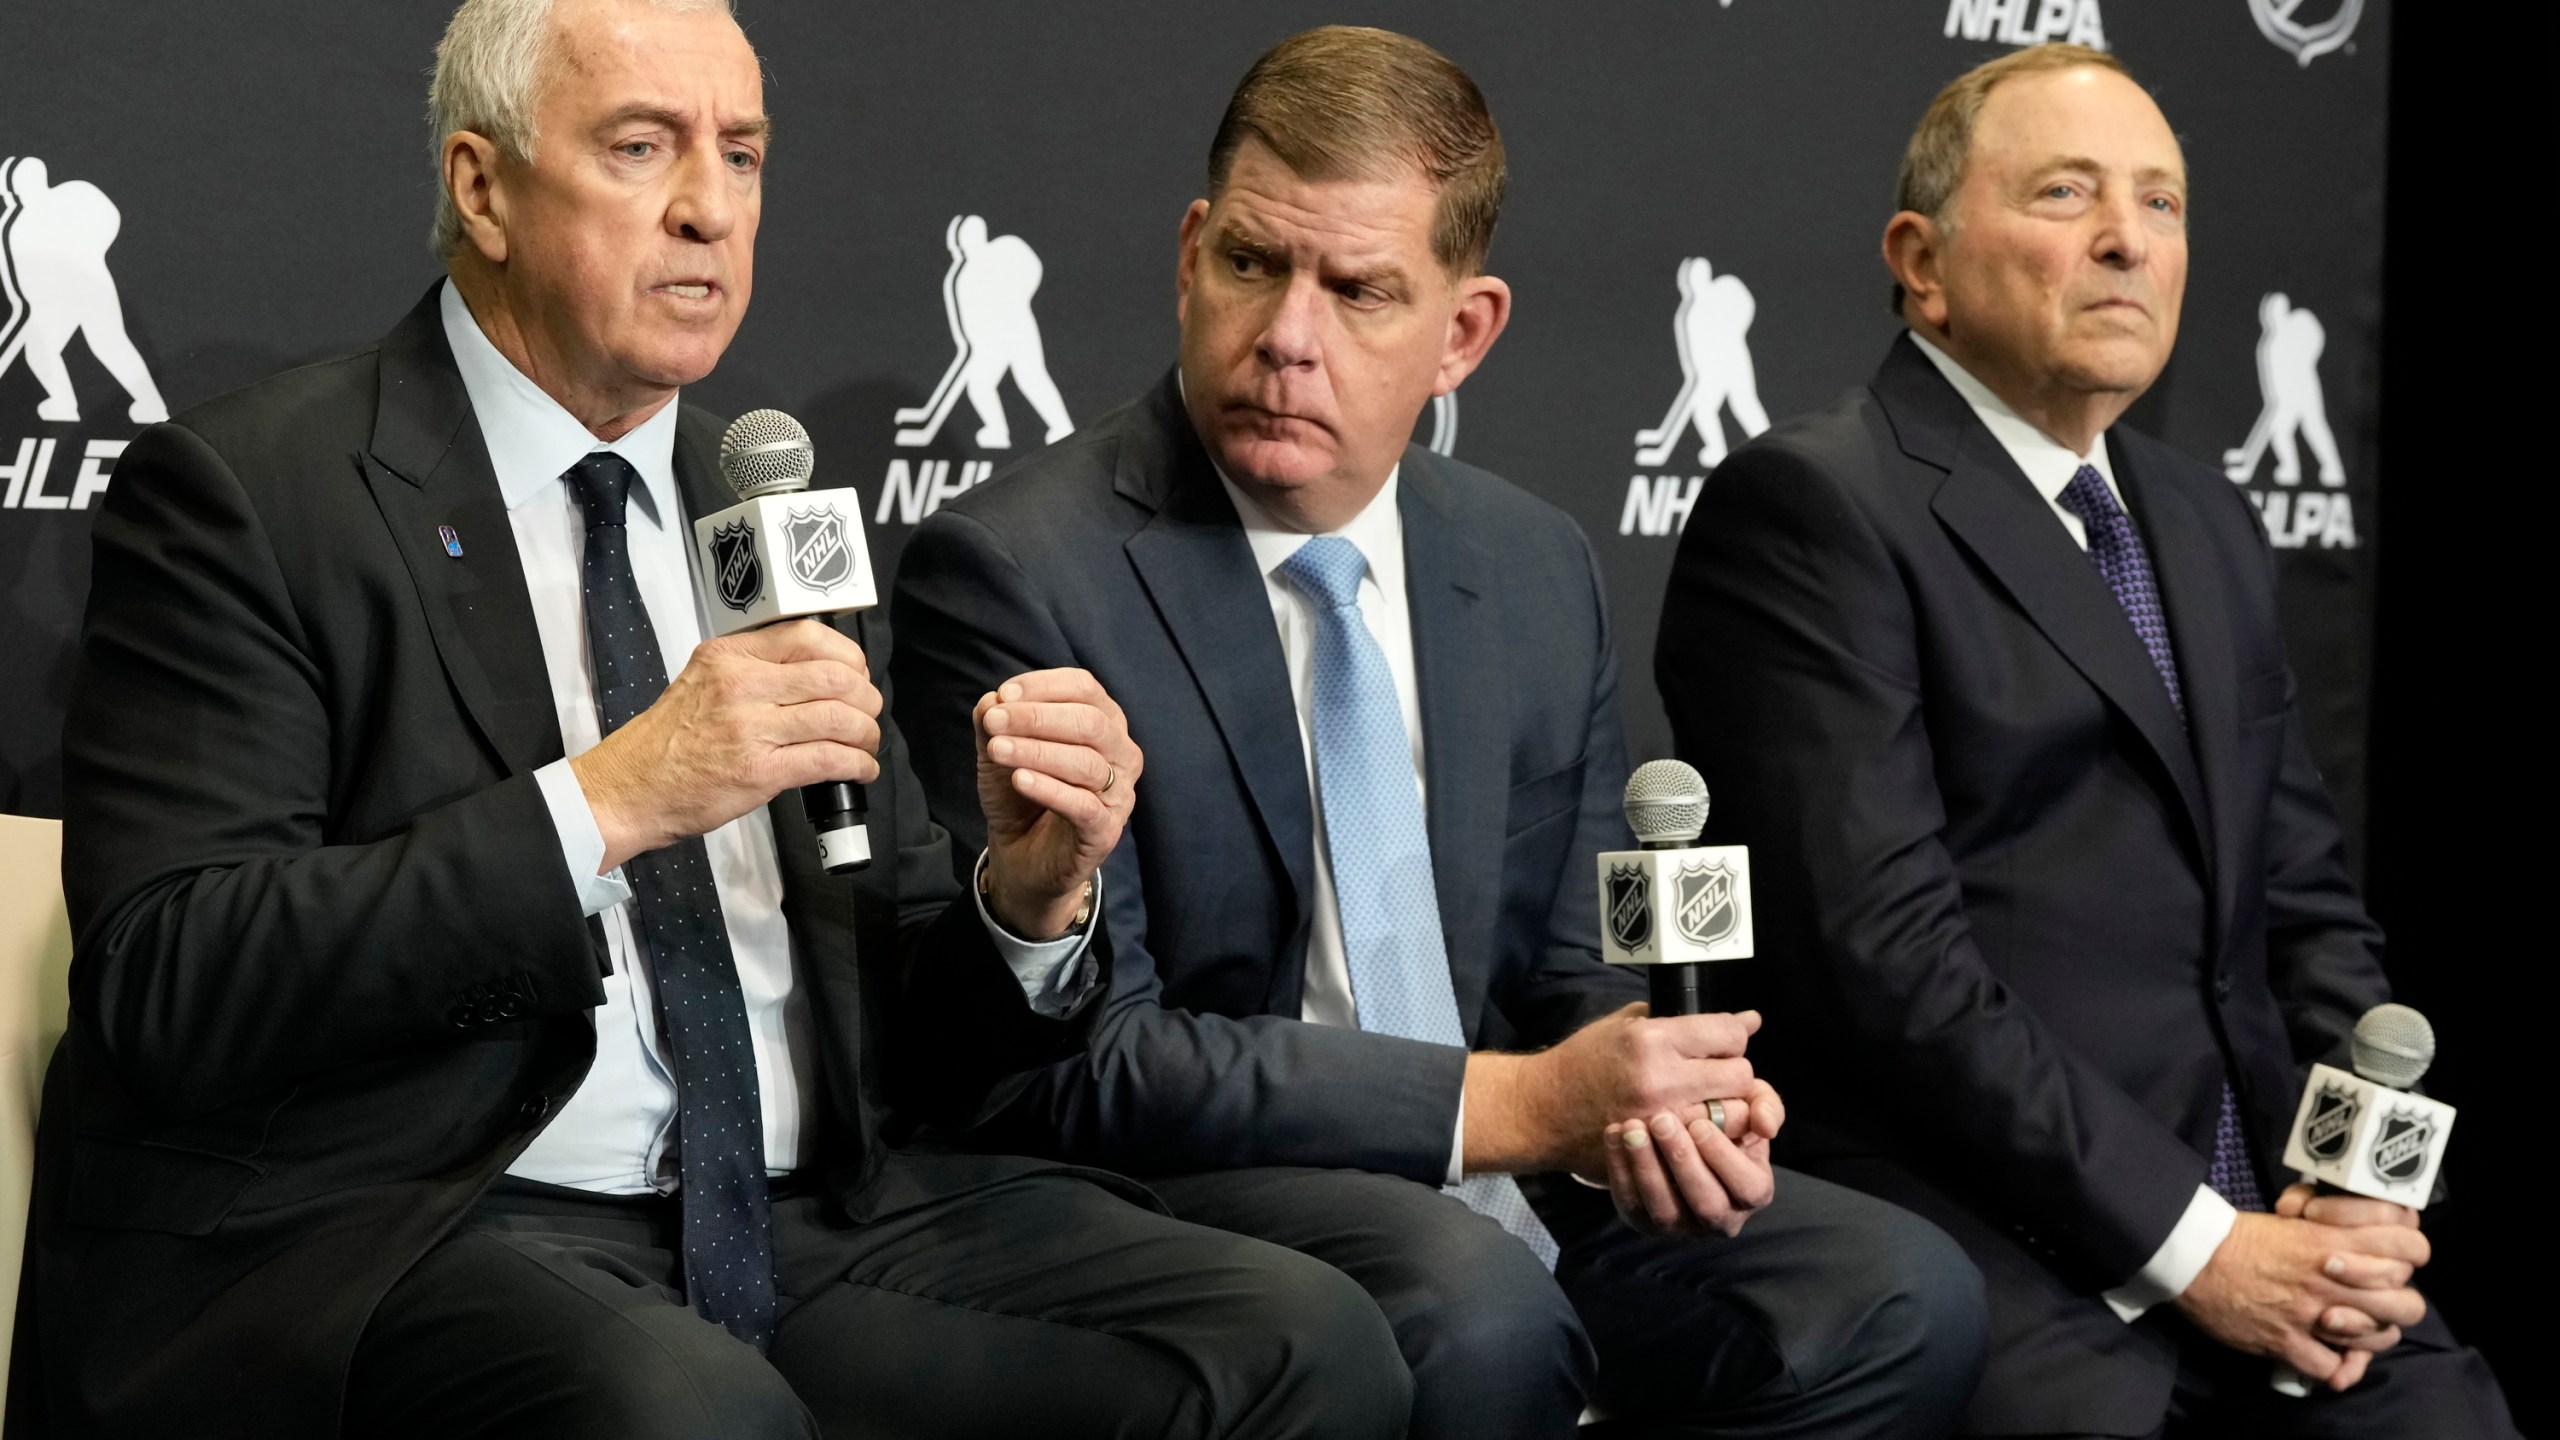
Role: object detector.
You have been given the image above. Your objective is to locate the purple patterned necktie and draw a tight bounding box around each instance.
[2054,465,2266,1212]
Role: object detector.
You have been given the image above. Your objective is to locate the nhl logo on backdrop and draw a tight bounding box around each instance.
[784,506,853,592]
[1606,864,1654,951]
[1673,860,1741,947]
[2303,1080,2359,1163]
[2370,1106,2434,1185]
[2249,0,2361,67]
[1942,0,2106,50]
[711,520,763,611]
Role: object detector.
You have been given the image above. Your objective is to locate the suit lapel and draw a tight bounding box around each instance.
[1117,379,1316,924]
[1400,455,1505,1035]
[2120,440,2239,922]
[1880,339,2212,861]
[359,286,562,777]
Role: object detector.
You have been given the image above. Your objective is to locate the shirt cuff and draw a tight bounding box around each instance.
[1447,1093,1466,1187]
[2103,1184,2240,1322]
[972,850,1099,1019]
[535,758,632,918]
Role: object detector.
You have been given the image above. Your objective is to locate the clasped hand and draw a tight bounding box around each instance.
[2174,1182,2427,1392]
[1468,1003,1781,1240]
[571,622,1138,940]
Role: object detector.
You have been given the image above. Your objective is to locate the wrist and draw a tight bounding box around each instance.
[980,852,1093,942]
[569,750,657,871]
[1460,1051,1559,1174]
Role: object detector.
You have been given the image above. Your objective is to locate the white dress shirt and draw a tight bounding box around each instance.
[1215,467,1468,1186]
[1910,330,2239,1321]
[439,282,1086,1195]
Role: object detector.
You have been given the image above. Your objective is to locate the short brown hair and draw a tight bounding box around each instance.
[1889,43,2131,313]
[1207,26,1506,275]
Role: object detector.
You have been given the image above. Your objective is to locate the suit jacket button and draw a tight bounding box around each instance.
[519,1096,552,1122]
[2214,974,2234,1003]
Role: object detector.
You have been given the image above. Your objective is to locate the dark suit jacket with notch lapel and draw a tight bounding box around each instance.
[9,288,1113,1439]
[890,372,1643,1188]
[1656,335,2389,1434]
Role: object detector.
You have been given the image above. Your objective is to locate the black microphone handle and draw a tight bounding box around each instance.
[1649,962,1705,1018]
[800,778,871,874]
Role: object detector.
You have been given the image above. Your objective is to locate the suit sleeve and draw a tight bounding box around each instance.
[891,507,1465,1185]
[1660,441,2205,1285]
[58,422,605,1118]
[2228,513,2389,1067]
[859,605,1112,1132]
[1494,527,1646,1047]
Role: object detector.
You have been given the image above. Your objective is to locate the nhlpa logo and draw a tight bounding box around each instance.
[784,507,853,592]
[2370,1105,2434,1185]
[894,215,1072,451]
[2249,0,2361,67]
[1942,0,2107,50]
[1,156,168,426]
[1673,860,1740,947]
[711,520,762,611]
[2302,1080,2359,1163]
[877,216,1074,528]
[1606,864,1653,951]
[2224,292,2355,551]
[1623,256,1769,538]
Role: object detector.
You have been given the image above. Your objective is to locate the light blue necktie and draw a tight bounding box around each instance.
[1280,536,1560,1268]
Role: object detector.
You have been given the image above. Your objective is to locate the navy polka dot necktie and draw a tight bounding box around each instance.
[2054,465,2266,1213]
[565,452,779,1347]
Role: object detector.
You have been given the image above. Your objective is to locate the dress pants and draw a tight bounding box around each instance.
[1145,1165,1989,1440]
[1993,1306,2520,1440]
[342,1173,1412,1439]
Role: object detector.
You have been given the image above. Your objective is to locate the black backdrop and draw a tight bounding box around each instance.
[10,0,2524,1417]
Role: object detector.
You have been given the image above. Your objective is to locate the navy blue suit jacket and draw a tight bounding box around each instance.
[892,374,1643,1185]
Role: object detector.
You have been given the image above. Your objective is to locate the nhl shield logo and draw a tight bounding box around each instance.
[2370,1106,2434,1184]
[1673,860,1739,947]
[1606,864,1653,951]
[785,506,854,592]
[2248,0,2361,68]
[711,520,762,611]
[2303,1081,2359,1163]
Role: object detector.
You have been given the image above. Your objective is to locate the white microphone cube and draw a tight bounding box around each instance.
[2280,1061,2455,1209]
[1596,846,1755,966]
[694,491,877,637]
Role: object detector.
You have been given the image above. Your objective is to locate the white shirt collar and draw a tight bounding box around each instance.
[439,279,683,528]
[1907,330,2118,507]
[1215,463,1406,598]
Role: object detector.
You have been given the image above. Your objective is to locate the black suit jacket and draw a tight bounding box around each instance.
[13,289,1111,1438]
[1657,336,2388,1433]
[890,374,1643,1185]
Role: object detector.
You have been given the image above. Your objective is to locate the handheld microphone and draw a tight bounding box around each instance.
[2280,1003,2455,1207]
[695,409,879,874]
[2270,1003,2457,1396]
[1595,760,1755,1017]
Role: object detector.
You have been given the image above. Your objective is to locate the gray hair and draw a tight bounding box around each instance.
[427,0,735,256]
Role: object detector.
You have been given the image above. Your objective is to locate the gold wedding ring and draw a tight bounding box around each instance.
[1707,1098,1727,1132]
[1099,764,1118,795]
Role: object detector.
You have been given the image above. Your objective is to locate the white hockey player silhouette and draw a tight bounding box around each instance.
[0,156,170,425]
[1632,255,1768,469]
[2222,291,2344,486]
[893,215,1072,449]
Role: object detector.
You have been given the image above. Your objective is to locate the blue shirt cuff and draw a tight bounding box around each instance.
[970,850,1099,1019]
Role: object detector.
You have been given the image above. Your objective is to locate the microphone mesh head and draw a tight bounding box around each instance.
[2350,1003,2436,1089]
[1624,759,1710,845]
[720,409,814,499]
